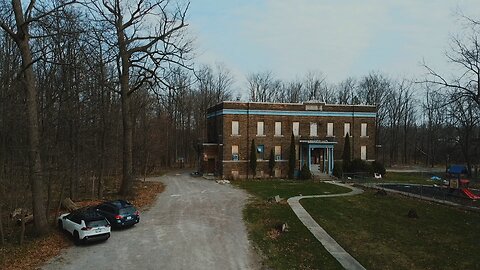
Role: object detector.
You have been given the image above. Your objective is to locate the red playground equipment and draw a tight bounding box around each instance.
[448,178,480,200]
[461,188,480,200]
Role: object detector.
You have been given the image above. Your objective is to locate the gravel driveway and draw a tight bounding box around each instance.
[43,172,259,270]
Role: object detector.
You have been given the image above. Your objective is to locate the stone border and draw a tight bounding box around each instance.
[287,182,366,270]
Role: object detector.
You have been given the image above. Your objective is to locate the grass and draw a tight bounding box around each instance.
[301,190,480,270]
[234,180,350,270]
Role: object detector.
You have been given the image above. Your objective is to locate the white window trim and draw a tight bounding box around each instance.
[344,123,351,137]
[293,122,300,137]
[361,146,367,160]
[232,145,239,160]
[327,122,334,137]
[257,121,265,136]
[275,146,282,160]
[231,121,240,136]
[310,122,318,137]
[274,122,282,137]
[361,123,368,138]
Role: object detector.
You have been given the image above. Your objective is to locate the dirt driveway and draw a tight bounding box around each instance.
[43,172,259,270]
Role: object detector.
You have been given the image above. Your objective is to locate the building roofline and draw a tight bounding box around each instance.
[217,100,377,108]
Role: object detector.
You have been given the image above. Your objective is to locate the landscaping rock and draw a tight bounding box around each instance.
[215,180,230,184]
[407,209,419,218]
[267,195,282,203]
[274,222,289,233]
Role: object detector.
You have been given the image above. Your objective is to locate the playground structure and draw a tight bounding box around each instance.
[445,165,479,200]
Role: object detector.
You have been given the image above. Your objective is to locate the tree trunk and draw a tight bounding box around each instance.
[115,11,135,196]
[118,49,134,196]
[13,0,48,235]
[0,204,4,245]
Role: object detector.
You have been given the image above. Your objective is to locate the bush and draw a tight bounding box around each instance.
[349,159,371,173]
[333,161,343,178]
[300,163,312,180]
[370,161,386,175]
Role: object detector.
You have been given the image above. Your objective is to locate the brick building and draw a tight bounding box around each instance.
[200,101,376,179]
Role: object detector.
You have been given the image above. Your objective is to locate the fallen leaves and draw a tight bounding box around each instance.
[0,179,165,270]
[1,231,70,270]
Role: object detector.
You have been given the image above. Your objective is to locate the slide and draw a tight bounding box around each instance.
[461,188,480,200]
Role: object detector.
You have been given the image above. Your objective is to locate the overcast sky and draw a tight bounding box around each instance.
[189,0,480,97]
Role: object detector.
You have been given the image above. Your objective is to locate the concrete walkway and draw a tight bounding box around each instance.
[287,182,366,270]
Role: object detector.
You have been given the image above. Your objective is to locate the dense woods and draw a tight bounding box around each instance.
[0,0,478,241]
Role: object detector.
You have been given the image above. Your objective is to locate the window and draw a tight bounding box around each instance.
[275,146,282,160]
[232,145,239,160]
[310,122,318,137]
[293,122,300,136]
[361,123,368,137]
[232,121,239,136]
[361,146,367,160]
[275,122,282,136]
[257,121,264,136]
[327,123,334,137]
[257,145,265,160]
[344,123,351,137]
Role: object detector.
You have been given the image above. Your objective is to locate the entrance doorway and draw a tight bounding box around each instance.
[299,141,336,176]
[310,148,322,175]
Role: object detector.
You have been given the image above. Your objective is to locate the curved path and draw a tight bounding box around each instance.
[287,182,366,270]
[43,172,259,270]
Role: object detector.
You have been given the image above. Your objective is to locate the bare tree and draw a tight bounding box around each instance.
[89,0,191,195]
[0,0,77,235]
[304,71,335,103]
[422,87,447,166]
[447,95,480,175]
[423,17,480,106]
[336,77,356,104]
[247,71,279,102]
[358,72,392,160]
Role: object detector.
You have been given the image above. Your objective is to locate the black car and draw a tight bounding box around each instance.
[96,200,140,228]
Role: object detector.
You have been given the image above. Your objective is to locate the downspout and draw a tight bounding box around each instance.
[246,102,250,180]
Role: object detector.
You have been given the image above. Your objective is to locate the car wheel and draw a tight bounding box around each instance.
[57,220,63,231]
[73,231,81,245]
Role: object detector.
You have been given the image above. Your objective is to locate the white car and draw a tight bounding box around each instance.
[58,208,111,244]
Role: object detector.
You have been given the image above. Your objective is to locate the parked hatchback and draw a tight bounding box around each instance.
[58,208,111,244]
[96,200,140,228]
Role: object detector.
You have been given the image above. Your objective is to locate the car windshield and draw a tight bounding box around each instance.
[87,219,109,227]
[119,206,136,215]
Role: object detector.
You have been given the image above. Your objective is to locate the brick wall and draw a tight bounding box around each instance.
[205,102,376,179]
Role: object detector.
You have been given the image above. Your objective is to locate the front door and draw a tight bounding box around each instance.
[206,158,215,173]
[310,148,321,175]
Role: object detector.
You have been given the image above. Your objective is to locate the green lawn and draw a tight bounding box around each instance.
[234,180,350,270]
[302,190,480,270]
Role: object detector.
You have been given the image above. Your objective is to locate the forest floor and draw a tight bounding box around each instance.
[0,179,165,270]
